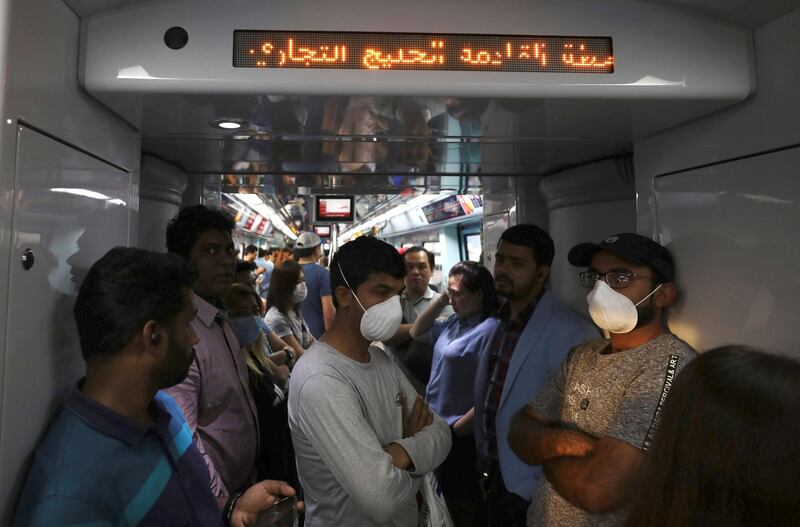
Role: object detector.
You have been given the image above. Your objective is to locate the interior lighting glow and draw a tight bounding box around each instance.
[218,121,242,129]
[235,193,298,240]
[339,193,442,242]
[211,118,249,130]
[51,188,127,206]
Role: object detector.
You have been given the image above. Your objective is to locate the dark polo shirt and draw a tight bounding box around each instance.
[15,386,223,526]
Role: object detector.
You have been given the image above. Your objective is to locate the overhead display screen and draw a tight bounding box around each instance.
[233,30,614,73]
[314,225,332,237]
[315,195,355,223]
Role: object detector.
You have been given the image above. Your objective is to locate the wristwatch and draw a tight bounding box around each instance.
[283,347,294,364]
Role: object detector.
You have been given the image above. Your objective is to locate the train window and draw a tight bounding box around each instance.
[463,233,482,263]
[458,222,483,263]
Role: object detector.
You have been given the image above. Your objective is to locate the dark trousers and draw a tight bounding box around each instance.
[477,461,530,527]
[437,433,481,527]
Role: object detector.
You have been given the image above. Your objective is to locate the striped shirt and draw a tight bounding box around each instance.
[15,387,223,527]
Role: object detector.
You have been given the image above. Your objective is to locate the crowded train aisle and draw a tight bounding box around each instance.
[12,204,799,527]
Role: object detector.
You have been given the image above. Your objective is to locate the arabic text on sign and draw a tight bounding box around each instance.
[233,31,615,74]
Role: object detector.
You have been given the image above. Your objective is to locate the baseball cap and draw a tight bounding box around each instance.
[295,231,322,249]
[568,233,675,282]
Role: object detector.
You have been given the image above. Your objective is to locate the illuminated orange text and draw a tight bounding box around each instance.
[233,31,615,74]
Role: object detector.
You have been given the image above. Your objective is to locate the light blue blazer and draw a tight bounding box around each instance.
[473,290,598,500]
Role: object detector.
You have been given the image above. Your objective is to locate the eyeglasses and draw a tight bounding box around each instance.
[578,270,655,289]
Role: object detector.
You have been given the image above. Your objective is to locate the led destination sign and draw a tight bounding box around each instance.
[233,30,614,73]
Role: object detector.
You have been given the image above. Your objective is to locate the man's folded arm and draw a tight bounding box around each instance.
[543,435,643,514]
[295,375,422,523]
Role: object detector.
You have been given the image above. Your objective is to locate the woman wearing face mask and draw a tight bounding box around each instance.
[223,284,298,487]
[266,260,314,360]
[410,261,500,525]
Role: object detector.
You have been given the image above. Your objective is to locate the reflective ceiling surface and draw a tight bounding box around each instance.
[65,0,800,29]
[141,95,631,184]
[65,0,800,212]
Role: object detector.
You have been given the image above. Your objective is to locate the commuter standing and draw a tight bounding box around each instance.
[473,224,598,527]
[509,233,697,527]
[14,248,296,527]
[266,259,314,359]
[410,261,500,526]
[389,246,454,392]
[164,205,259,500]
[288,236,451,527]
[256,247,274,299]
[242,244,258,263]
[294,231,335,338]
[225,284,297,489]
[233,259,258,288]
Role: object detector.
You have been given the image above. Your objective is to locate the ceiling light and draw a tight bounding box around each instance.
[210,118,248,130]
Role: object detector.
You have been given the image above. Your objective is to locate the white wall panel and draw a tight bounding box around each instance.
[654,146,800,357]
[0,0,140,521]
[0,126,132,521]
[634,7,800,236]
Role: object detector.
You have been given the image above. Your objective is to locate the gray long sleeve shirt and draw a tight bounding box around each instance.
[288,341,452,527]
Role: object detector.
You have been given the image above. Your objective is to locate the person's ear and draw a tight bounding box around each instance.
[142,320,164,357]
[537,264,551,283]
[655,282,677,307]
[334,285,353,308]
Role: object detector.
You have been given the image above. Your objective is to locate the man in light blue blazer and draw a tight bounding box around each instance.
[473,225,597,527]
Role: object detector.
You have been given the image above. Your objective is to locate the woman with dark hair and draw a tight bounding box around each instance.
[623,345,800,527]
[224,284,299,489]
[265,259,314,359]
[410,260,500,525]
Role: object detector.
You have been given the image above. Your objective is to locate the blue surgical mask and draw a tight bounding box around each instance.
[255,316,271,335]
[231,315,261,347]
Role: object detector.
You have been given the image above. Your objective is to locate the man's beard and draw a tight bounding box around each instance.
[159,342,196,389]
[635,298,658,328]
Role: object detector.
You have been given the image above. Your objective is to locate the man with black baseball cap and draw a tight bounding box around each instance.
[509,232,696,527]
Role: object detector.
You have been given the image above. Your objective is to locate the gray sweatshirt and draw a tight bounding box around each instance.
[288,341,452,527]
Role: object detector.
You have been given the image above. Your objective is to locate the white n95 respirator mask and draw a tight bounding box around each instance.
[353,294,403,342]
[338,262,403,342]
[293,282,308,303]
[587,280,662,334]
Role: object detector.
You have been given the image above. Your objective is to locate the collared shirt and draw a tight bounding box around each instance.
[400,286,454,324]
[15,387,223,527]
[395,287,456,392]
[483,299,538,460]
[425,314,499,425]
[165,293,259,498]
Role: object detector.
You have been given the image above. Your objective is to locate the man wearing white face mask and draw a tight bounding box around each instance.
[288,236,452,527]
[509,233,697,527]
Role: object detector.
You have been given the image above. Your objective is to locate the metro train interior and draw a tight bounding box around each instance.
[1,0,800,521]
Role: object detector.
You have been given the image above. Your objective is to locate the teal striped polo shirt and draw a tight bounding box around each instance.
[14,387,223,526]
